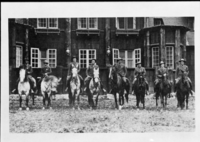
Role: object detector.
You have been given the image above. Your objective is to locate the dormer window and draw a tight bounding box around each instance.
[37,18,58,29]
[116,17,136,30]
[77,18,98,30]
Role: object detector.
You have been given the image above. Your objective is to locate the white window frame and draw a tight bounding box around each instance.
[16,45,23,68]
[47,49,57,68]
[112,48,119,65]
[77,18,98,30]
[134,49,141,67]
[165,46,174,69]
[37,18,47,29]
[113,48,141,68]
[152,47,160,68]
[48,18,58,29]
[79,49,96,68]
[116,17,136,30]
[31,48,40,68]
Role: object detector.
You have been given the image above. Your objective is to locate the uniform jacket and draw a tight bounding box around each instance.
[134,67,146,78]
[19,64,33,75]
[67,62,80,76]
[176,64,189,77]
[86,64,99,77]
[157,67,168,78]
[41,66,52,76]
[114,63,127,77]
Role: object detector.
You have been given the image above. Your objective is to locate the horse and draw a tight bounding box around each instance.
[88,68,101,109]
[18,68,31,111]
[41,75,61,109]
[133,73,146,109]
[155,74,171,109]
[68,68,81,110]
[176,72,191,110]
[109,66,130,110]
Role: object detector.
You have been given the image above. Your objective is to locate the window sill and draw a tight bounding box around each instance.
[35,28,60,34]
[76,29,100,36]
[115,29,139,36]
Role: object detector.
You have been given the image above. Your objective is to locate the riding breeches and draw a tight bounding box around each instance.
[27,75,36,88]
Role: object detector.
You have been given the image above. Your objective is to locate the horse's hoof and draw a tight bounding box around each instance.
[26,107,29,111]
[19,108,22,111]
[119,105,122,110]
[160,109,163,112]
[78,107,81,110]
[73,107,75,110]
[137,108,139,111]
[42,107,45,110]
[49,107,52,110]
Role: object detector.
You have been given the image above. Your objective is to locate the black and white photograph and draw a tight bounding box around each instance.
[1,2,200,142]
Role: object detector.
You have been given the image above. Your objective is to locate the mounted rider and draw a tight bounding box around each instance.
[66,56,84,91]
[84,59,106,93]
[12,59,37,94]
[132,62,149,95]
[154,61,171,91]
[113,57,128,85]
[175,58,193,95]
[36,60,52,95]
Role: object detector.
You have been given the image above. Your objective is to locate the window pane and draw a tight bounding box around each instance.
[49,18,58,28]
[119,51,125,58]
[152,47,159,67]
[38,18,47,28]
[118,18,125,29]
[80,18,87,28]
[127,18,133,29]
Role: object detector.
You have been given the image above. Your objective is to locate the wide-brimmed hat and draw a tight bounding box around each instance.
[136,62,141,66]
[44,60,49,64]
[90,58,96,62]
[179,58,186,62]
[71,56,78,60]
[160,61,165,65]
[117,57,123,62]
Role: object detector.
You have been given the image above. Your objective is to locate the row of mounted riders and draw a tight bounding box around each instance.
[13,57,193,111]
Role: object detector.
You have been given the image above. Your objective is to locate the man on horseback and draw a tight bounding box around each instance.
[113,57,128,85]
[66,56,84,92]
[175,58,193,95]
[154,61,171,93]
[84,59,106,93]
[132,62,149,95]
[12,59,37,94]
[36,60,52,95]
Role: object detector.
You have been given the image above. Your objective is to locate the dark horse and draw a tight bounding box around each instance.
[155,74,171,109]
[175,72,191,110]
[109,66,130,110]
[133,73,146,109]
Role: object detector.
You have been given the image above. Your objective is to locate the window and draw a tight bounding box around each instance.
[79,49,96,68]
[116,17,136,30]
[48,18,58,29]
[37,18,47,28]
[16,45,23,68]
[31,48,40,68]
[152,47,159,67]
[77,18,98,29]
[113,48,141,68]
[37,18,58,29]
[154,18,163,26]
[31,48,57,68]
[165,46,174,69]
[47,49,57,68]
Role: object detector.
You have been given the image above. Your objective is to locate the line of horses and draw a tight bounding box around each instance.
[16,66,191,111]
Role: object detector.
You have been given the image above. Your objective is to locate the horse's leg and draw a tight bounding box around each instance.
[142,91,145,109]
[136,92,139,109]
[25,92,29,111]
[42,92,45,110]
[76,90,80,110]
[186,92,189,109]
[156,92,158,108]
[118,92,122,110]
[48,92,52,109]
[71,91,75,110]
[114,92,118,109]
[19,95,22,110]
[95,93,99,109]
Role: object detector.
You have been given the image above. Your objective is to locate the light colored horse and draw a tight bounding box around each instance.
[88,68,101,109]
[69,68,81,110]
[18,68,31,111]
[41,75,61,109]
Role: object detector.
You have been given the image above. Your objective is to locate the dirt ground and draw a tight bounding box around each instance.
[9,93,195,133]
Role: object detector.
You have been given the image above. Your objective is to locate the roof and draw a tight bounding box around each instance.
[186,31,194,46]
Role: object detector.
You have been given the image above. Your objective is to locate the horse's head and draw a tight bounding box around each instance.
[72,68,78,78]
[19,68,27,82]
[137,73,144,85]
[109,66,117,80]
[93,68,99,83]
